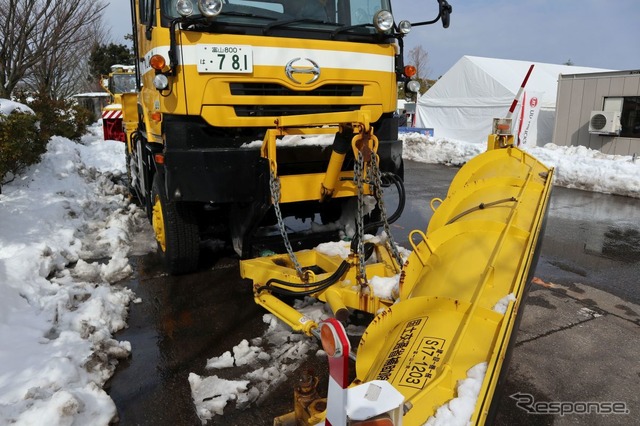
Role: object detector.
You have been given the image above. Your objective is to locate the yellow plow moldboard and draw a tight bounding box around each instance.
[355,146,553,425]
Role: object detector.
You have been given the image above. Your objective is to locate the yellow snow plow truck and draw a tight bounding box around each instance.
[100,65,136,142]
[125,1,555,424]
[124,0,451,274]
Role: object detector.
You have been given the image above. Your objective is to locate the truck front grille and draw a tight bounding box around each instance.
[230,83,364,97]
[234,105,358,117]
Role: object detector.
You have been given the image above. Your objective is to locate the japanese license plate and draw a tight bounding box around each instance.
[197,45,253,73]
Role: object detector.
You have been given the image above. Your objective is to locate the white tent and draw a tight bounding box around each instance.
[415,56,612,145]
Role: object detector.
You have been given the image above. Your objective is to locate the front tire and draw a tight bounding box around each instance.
[151,174,200,274]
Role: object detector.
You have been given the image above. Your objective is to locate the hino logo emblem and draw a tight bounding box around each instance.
[285,57,320,84]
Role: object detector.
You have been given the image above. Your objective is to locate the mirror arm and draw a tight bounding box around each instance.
[410,13,441,27]
[410,0,451,28]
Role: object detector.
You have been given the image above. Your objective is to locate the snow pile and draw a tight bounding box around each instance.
[369,274,400,300]
[190,298,330,423]
[315,239,353,259]
[400,133,640,198]
[0,123,155,425]
[527,143,640,198]
[241,133,335,149]
[0,98,34,115]
[402,133,484,166]
[424,362,488,426]
[314,235,408,300]
[492,293,517,314]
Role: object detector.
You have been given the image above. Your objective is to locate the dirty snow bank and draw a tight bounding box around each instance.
[0,123,155,424]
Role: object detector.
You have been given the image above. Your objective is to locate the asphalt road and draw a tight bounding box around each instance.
[107,160,640,425]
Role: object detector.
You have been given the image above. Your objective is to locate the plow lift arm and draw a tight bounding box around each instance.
[242,110,405,334]
[240,113,554,425]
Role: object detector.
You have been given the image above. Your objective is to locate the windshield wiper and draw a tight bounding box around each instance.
[263,18,331,35]
[331,23,374,38]
[179,11,278,24]
[219,11,278,20]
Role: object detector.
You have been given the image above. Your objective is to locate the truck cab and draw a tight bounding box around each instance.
[125,0,448,273]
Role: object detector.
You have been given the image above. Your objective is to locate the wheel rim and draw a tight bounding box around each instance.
[152,195,166,252]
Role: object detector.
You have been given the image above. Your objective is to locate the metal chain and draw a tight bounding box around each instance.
[354,151,368,286]
[369,152,403,268]
[269,168,306,281]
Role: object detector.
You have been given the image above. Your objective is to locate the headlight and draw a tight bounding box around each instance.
[198,0,223,18]
[373,10,393,32]
[154,74,169,90]
[398,20,411,34]
[176,0,193,17]
[406,80,421,93]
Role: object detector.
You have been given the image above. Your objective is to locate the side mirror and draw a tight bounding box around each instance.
[440,0,452,28]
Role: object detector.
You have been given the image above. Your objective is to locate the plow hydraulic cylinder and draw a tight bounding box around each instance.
[321,128,351,202]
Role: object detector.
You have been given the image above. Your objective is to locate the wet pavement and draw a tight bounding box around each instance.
[107,160,640,425]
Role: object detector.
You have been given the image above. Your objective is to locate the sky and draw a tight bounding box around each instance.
[103,0,640,78]
[1,96,639,424]
[394,0,640,78]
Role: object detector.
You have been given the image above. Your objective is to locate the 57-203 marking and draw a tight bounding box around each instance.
[399,337,446,389]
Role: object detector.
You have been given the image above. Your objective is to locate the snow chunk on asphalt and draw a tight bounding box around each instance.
[192,298,329,420]
[206,351,235,369]
[189,373,249,423]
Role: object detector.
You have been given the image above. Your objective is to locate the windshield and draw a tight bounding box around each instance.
[110,74,137,94]
[162,0,392,29]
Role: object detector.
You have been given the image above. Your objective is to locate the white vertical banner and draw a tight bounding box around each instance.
[518,91,543,146]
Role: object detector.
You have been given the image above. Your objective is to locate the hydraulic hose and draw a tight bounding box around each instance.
[256,259,351,296]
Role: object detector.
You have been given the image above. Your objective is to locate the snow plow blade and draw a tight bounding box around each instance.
[241,145,553,425]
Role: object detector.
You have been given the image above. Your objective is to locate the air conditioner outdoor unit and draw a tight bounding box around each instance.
[589,111,621,135]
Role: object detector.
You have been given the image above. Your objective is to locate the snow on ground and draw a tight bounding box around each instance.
[0,123,155,424]
[190,298,330,424]
[1,117,638,425]
[402,133,640,198]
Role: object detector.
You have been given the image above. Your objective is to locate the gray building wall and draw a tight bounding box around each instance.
[553,70,640,156]
[72,94,110,122]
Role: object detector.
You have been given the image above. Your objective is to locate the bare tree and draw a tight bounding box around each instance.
[407,46,431,94]
[0,0,107,99]
[24,19,109,98]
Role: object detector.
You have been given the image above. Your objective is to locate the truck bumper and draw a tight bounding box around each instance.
[162,115,403,204]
